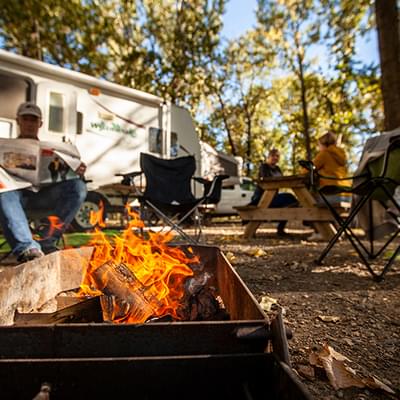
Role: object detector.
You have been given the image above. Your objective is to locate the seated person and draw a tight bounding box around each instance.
[306,132,350,241]
[248,148,298,236]
[312,131,351,204]
[0,102,87,262]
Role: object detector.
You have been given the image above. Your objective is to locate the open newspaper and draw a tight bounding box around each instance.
[0,138,81,193]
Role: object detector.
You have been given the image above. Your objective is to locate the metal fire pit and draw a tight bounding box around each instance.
[0,245,312,399]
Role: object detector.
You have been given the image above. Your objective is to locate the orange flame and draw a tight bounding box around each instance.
[89,201,106,228]
[80,205,198,323]
[33,215,64,240]
[47,215,64,236]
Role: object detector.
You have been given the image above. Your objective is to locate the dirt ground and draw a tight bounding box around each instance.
[199,222,400,400]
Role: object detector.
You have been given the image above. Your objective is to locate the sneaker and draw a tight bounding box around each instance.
[17,247,44,263]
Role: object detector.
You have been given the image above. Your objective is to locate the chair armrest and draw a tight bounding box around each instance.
[115,171,142,179]
[115,171,142,186]
[193,176,209,185]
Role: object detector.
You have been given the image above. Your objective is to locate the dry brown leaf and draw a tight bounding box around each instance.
[321,357,365,390]
[297,365,315,380]
[363,376,395,394]
[318,315,340,323]
[225,252,236,262]
[319,343,349,362]
[248,248,267,257]
[315,344,364,390]
[309,351,323,368]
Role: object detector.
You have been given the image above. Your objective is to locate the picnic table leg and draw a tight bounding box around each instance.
[293,187,336,240]
[244,221,261,238]
[243,189,277,238]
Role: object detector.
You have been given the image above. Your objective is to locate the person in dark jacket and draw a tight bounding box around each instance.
[248,148,298,236]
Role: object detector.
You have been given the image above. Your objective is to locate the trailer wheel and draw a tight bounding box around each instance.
[71,192,107,232]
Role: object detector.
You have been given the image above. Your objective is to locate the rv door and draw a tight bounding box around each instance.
[162,101,172,158]
[36,82,77,143]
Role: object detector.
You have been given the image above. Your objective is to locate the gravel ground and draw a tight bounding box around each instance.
[199,222,400,400]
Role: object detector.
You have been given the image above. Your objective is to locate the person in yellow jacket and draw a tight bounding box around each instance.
[313,131,350,188]
[308,132,351,241]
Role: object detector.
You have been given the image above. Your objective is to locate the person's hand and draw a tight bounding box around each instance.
[75,162,87,177]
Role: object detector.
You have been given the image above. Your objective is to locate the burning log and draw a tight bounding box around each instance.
[92,260,161,323]
[89,260,230,323]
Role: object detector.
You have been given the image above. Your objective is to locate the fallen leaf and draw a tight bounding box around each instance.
[248,248,267,257]
[309,351,323,368]
[297,365,315,380]
[318,315,340,323]
[322,357,365,390]
[225,252,236,262]
[317,344,364,390]
[259,295,278,312]
[363,376,395,395]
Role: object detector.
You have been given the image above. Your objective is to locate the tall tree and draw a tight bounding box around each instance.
[0,0,112,76]
[140,0,226,110]
[256,0,320,160]
[374,0,400,131]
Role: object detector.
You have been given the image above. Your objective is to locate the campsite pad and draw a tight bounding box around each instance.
[198,223,400,399]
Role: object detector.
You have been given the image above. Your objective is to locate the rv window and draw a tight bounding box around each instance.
[0,120,12,138]
[149,127,179,156]
[171,132,178,157]
[76,111,83,134]
[48,92,64,133]
[149,127,161,154]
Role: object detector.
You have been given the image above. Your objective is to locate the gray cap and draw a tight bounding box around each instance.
[17,102,42,119]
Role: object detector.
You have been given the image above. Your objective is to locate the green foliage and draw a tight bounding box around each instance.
[0,0,383,176]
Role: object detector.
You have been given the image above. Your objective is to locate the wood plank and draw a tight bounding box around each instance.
[292,187,337,240]
[237,207,346,221]
[13,296,102,325]
[258,175,307,189]
[244,221,261,238]
[0,247,93,325]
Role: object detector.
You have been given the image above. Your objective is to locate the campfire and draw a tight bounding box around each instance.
[0,205,310,399]
[77,205,228,324]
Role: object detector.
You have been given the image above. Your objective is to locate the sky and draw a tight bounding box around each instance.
[221,0,379,65]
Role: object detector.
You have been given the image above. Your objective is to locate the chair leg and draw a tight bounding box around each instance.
[318,184,400,280]
[317,193,371,264]
[377,245,400,281]
[145,201,199,245]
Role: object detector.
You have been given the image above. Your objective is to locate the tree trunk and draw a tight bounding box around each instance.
[375,0,400,131]
[297,53,311,161]
[216,91,237,156]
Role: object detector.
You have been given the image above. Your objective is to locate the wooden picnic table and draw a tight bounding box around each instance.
[234,175,349,239]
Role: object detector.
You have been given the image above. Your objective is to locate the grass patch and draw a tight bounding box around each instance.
[0,229,125,253]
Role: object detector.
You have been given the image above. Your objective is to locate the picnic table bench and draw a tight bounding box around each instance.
[234,175,350,239]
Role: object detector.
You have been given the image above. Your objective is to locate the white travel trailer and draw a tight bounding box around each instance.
[0,49,202,229]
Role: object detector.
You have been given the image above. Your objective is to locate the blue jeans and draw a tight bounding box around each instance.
[0,179,87,256]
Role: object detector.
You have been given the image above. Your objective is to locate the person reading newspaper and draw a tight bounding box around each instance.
[0,102,87,262]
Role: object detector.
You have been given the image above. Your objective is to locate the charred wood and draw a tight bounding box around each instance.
[181,286,230,321]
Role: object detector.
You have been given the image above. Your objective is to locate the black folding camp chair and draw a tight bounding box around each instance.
[300,133,400,281]
[128,153,227,244]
